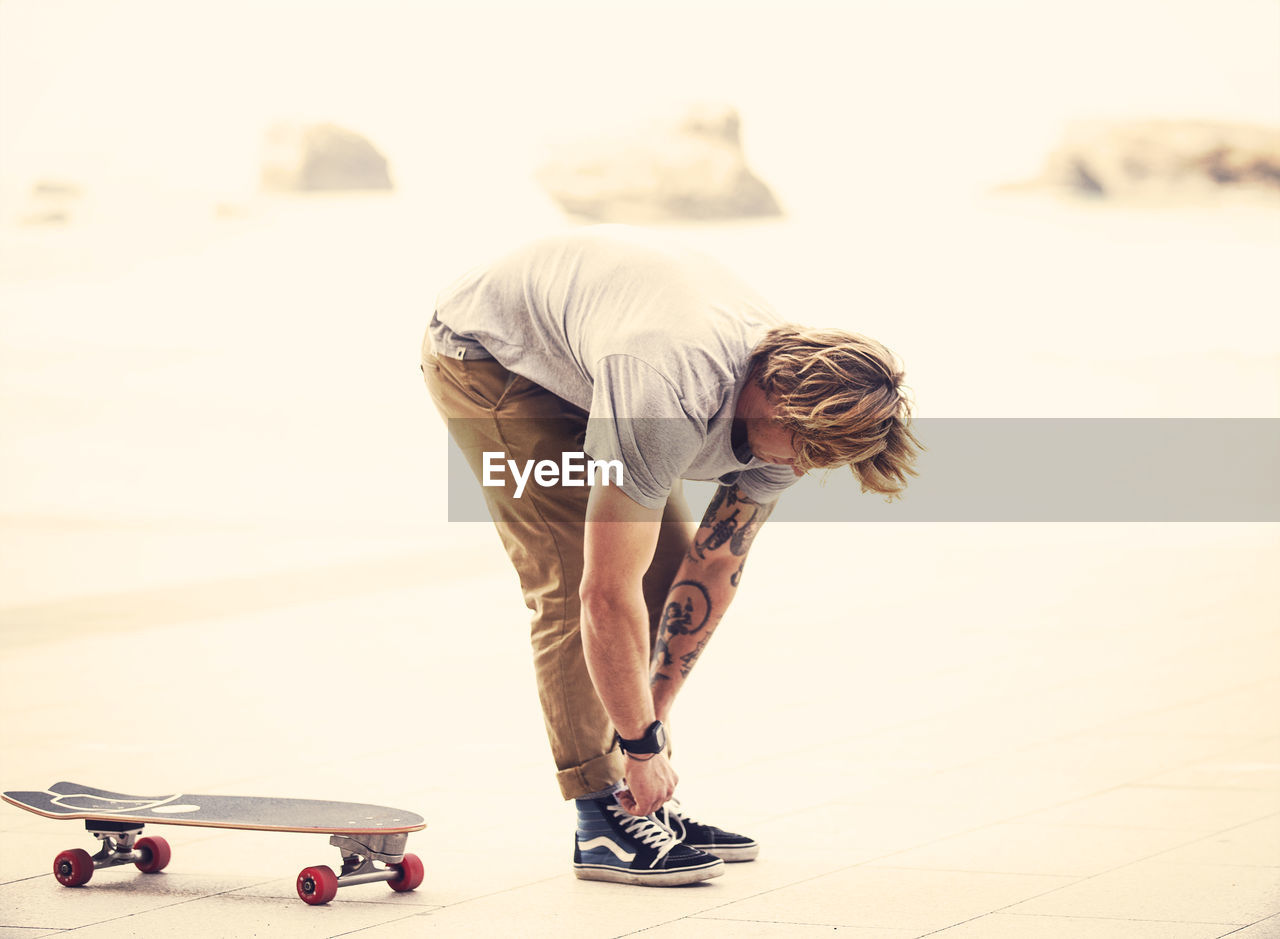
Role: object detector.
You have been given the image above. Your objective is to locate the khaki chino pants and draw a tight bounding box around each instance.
[422,347,692,800]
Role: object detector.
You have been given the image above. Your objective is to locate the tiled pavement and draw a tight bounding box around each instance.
[1,521,1276,937]
[1,197,1276,936]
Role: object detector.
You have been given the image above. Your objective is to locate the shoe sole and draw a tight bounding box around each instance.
[573,857,724,887]
[691,842,759,863]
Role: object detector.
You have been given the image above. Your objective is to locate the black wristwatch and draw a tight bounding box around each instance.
[615,720,667,756]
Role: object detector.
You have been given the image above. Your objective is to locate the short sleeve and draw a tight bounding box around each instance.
[583,355,705,509]
[734,464,800,504]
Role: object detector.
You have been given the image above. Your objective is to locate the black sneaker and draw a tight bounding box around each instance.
[573,797,725,886]
[659,799,760,862]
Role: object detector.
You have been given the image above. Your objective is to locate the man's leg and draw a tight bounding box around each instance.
[423,349,723,886]
[424,348,728,883]
[423,350,620,796]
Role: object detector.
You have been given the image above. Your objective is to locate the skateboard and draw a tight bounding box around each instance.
[2,781,427,905]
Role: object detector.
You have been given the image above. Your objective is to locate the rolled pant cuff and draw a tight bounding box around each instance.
[556,750,625,801]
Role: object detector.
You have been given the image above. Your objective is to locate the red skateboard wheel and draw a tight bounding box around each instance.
[53,849,94,887]
[297,865,339,905]
[387,853,424,892]
[135,836,171,873]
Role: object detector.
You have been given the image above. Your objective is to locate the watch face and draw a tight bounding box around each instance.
[652,722,667,752]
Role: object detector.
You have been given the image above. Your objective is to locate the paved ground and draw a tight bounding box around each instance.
[1,519,1277,938]
[1,200,1277,936]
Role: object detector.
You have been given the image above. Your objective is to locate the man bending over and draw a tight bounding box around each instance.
[422,225,919,886]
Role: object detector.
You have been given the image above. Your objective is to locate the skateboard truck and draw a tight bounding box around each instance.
[52,821,172,887]
[296,832,423,905]
[53,821,424,906]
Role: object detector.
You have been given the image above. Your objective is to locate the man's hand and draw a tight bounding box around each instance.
[616,752,678,816]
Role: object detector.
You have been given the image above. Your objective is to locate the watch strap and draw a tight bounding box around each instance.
[614,719,666,755]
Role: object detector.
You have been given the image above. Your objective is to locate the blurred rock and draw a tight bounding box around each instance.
[1034,120,1280,200]
[18,179,83,226]
[537,103,783,222]
[260,122,394,192]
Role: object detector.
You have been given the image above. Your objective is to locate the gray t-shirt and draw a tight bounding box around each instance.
[429,225,798,509]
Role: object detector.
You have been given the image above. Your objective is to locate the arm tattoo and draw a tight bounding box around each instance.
[679,636,709,678]
[651,581,711,676]
[659,580,712,635]
[650,487,775,691]
[652,635,674,669]
[650,580,713,679]
[689,484,776,563]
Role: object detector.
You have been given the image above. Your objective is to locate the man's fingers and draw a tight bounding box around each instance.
[619,793,651,816]
[616,789,661,817]
[619,756,679,816]
[629,794,671,817]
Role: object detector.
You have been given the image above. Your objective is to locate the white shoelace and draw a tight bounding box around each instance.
[658,799,694,840]
[608,804,679,865]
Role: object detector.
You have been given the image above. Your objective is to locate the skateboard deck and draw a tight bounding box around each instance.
[3,781,425,833]
[3,781,428,905]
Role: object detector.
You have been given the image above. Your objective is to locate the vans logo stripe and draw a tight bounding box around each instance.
[578,836,636,862]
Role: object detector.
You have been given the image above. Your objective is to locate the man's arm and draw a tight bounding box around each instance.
[650,482,776,722]
[579,483,675,816]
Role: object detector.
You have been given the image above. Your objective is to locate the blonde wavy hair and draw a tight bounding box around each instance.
[748,325,921,499]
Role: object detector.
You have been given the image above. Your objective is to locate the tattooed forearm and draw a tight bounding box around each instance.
[650,484,778,716]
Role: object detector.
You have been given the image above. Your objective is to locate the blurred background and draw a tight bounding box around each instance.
[1,0,1277,676]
